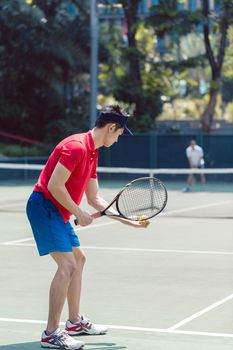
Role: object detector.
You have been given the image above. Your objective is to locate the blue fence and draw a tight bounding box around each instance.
[0,134,232,183]
[0,134,232,170]
[98,133,233,168]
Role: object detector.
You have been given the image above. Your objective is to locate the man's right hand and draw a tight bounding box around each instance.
[75,208,93,226]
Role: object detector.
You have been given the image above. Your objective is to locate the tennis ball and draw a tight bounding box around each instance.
[139,215,147,221]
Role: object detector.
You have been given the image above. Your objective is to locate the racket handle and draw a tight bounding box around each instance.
[74,211,102,226]
[91,211,102,219]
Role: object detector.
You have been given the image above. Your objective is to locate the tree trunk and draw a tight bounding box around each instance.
[201,0,230,132]
[201,89,218,133]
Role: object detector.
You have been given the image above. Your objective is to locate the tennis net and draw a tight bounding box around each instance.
[0,163,232,219]
[97,166,233,192]
[0,162,232,192]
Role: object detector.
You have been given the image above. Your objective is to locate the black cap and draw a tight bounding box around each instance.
[98,112,133,135]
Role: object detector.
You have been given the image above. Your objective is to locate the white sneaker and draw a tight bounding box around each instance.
[41,328,85,349]
[66,316,108,336]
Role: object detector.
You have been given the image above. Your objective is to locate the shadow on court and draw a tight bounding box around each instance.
[0,342,126,350]
[0,343,39,350]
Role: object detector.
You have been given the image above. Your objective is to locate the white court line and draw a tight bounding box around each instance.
[1,199,232,250]
[1,198,232,246]
[0,317,232,339]
[168,293,233,331]
[2,237,34,245]
[0,200,25,208]
[1,221,118,245]
[163,200,233,216]
[1,235,233,255]
[78,247,233,255]
[1,241,233,255]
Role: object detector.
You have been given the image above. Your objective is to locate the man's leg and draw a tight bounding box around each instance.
[65,247,108,336]
[183,173,194,192]
[67,247,86,323]
[200,173,206,184]
[47,252,77,334]
[187,173,194,186]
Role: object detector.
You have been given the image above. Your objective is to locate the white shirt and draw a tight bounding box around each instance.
[186,145,204,167]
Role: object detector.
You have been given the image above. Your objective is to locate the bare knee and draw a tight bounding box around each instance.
[78,251,86,267]
[58,260,77,279]
[74,248,86,267]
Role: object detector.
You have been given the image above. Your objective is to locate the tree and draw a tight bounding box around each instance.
[148,0,233,132]
[201,0,233,132]
[99,0,163,131]
[0,0,91,145]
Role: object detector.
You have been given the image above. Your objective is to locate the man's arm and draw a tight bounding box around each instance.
[197,147,204,166]
[187,156,194,168]
[186,148,194,168]
[85,178,150,228]
[47,162,93,226]
[85,178,111,211]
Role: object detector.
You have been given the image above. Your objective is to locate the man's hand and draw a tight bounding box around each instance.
[129,219,151,228]
[114,215,150,228]
[75,208,93,226]
[133,215,150,228]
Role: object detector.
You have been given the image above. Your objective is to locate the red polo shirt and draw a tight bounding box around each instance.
[34,131,98,222]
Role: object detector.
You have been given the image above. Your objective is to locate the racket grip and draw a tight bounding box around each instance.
[91,211,102,219]
[74,211,102,226]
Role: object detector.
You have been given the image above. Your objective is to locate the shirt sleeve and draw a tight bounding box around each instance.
[58,141,85,172]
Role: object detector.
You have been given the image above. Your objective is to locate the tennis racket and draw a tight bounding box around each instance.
[74,176,167,225]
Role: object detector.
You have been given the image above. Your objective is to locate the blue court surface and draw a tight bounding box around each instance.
[0,183,233,350]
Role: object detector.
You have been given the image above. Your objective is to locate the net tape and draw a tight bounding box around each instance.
[0,163,232,218]
[0,163,233,175]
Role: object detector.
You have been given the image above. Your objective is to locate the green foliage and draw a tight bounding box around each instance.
[148,0,201,38]
[223,26,233,79]
[0,143,49,156]
[146,0,233,131]
[1,0,232,140]
[99,19,163,132]
[0,0,90,144]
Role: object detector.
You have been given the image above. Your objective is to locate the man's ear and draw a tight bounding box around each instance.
[108,123,116,133]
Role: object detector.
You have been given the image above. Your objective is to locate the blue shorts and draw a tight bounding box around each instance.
[26,192,80,256]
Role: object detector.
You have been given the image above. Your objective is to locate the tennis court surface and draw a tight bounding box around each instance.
[0,171,233,350]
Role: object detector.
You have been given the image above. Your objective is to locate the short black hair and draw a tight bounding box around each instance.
[95,104,129,129]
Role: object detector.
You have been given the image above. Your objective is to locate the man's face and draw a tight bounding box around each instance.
[191,141,196,150]
[104,124,124,147]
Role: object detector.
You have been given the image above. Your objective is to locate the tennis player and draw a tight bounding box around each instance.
[183,139,206,192]
[26,105,149,350]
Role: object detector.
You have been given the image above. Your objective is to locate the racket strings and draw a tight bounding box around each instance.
[117,178,167,220]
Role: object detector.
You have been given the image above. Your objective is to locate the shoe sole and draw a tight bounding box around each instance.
[41,342,84,349]
[41,343,59,349]
[67,330,108,336]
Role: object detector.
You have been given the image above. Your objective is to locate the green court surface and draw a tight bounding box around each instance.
[0,183,233,350]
